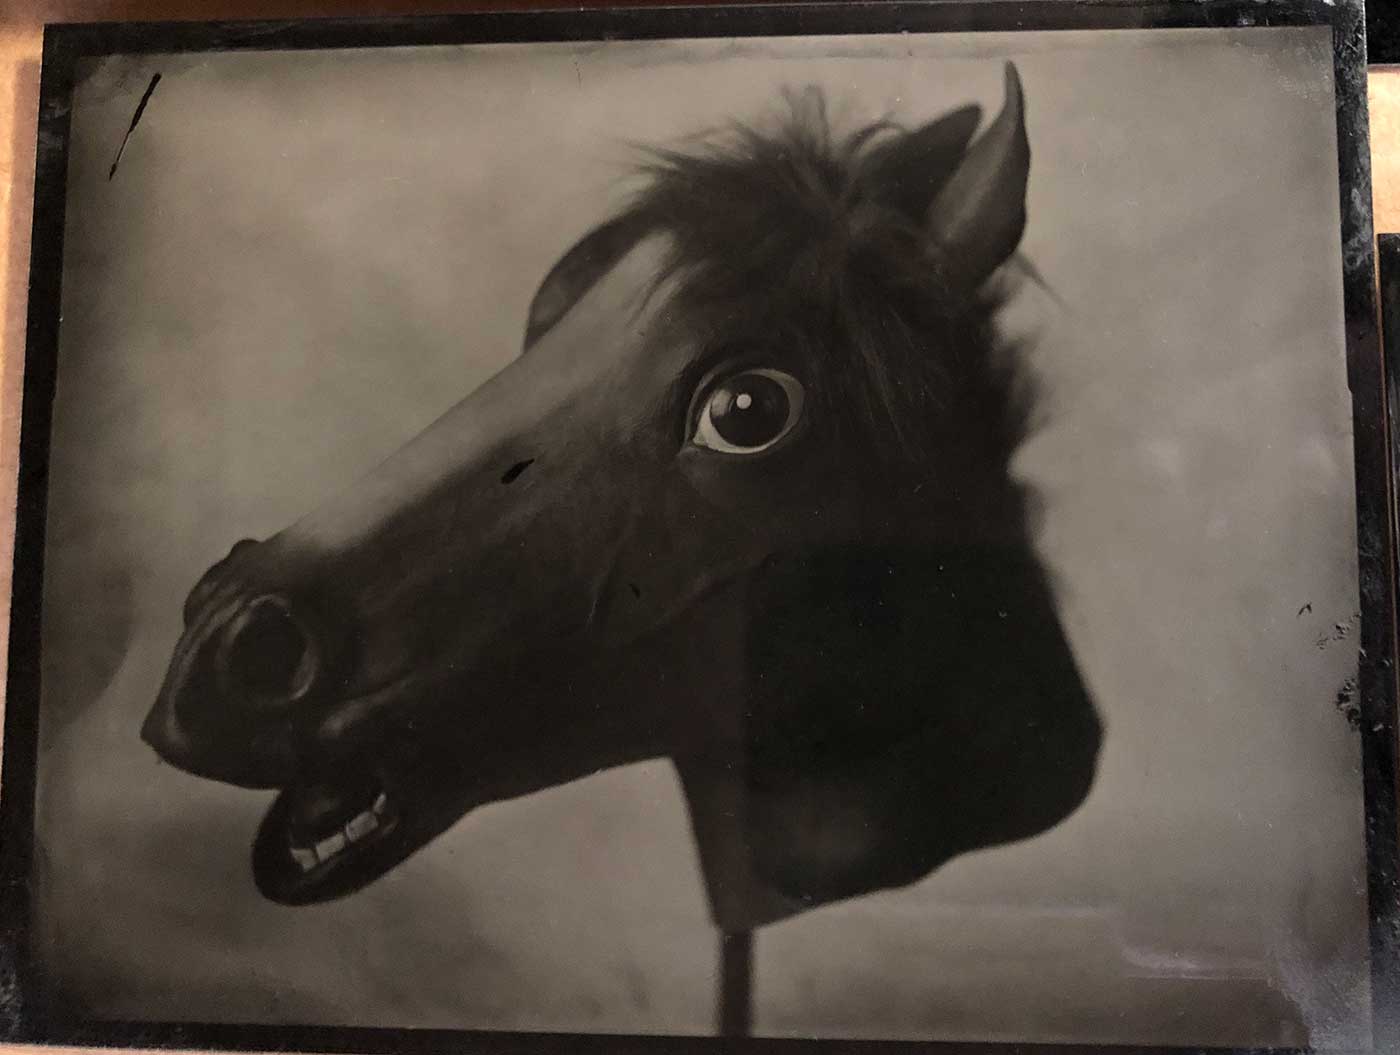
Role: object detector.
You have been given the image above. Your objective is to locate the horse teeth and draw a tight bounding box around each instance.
[344,809,379,842]
[289,793,389,871]
[314,829,347,861]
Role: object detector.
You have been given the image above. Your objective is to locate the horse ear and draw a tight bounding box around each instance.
[927,62,1031,289]
[860,104,982,220]
[676,544,1100,928]
[524,216,648,349]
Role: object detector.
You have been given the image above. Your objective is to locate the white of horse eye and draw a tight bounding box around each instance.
[692,368,805,455]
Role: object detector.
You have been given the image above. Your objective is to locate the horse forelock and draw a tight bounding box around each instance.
[524,89,1035,487]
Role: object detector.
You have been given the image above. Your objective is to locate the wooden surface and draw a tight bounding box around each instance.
[1374,67,1400,233]
[0,9,1397,1051]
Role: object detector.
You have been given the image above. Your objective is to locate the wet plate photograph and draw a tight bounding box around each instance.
[1,2,1397,1053]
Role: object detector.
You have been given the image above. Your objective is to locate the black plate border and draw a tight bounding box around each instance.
[4,3,1393,1052]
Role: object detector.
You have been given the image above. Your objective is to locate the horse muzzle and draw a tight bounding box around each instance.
[140,517,669,905]
[141,538,350,788]
[142,537,466,903]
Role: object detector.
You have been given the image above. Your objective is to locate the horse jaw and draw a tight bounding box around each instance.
[248,576,754,905]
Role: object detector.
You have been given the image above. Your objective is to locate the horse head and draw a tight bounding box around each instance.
[143,63,1101,929]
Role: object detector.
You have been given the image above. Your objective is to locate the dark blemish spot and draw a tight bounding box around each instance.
[1315,611,1361,651]
[1335,674,1360,729]
[108,72,162,180]
[501,459,535,485]
[629,583,641,599]
[1297,603,1312,617]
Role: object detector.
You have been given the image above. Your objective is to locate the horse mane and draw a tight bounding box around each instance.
[534,89,1038,494]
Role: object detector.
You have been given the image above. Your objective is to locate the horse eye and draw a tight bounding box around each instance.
[692,368,805,455]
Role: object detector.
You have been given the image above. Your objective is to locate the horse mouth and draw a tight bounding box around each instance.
[247,673,544,904]
[250,710,482,905]
[253,766,411,904]
[285,787,396,872]
[175,606,686,904]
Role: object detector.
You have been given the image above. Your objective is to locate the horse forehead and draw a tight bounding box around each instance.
[529,232,687,371]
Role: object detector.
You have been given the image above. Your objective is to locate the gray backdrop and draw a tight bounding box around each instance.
[35,26,1368,1048]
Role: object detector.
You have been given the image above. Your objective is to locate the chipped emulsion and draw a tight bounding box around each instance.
[108,72,162,181]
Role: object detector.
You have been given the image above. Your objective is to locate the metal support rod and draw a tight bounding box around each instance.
[719,929,753,1037]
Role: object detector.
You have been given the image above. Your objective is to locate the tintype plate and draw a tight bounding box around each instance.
[2,2,1394,1053]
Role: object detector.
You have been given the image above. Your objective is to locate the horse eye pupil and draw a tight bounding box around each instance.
[709,373,790,448]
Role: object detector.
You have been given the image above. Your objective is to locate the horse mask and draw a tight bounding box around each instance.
[143,64,1101,930]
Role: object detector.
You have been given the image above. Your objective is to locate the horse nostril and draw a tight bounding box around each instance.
[216,596,319,708]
